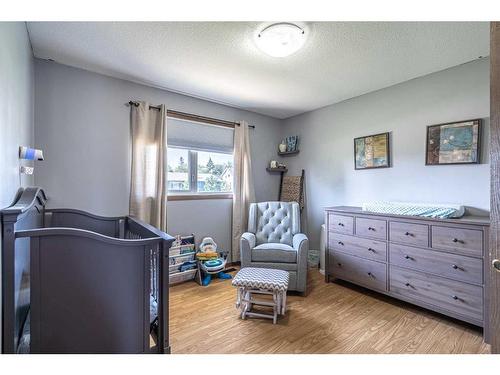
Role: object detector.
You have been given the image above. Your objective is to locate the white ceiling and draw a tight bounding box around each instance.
[27,22,489,119]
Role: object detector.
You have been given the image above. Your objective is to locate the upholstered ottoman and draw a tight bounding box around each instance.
[232,267,289,324]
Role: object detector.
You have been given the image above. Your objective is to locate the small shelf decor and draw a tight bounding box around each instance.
[425,119,481,165]
[279,135,299,154]
[267,160,287,173]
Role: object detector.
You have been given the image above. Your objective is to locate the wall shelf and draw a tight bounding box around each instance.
[266,167,288,173]
[278,149,299,156]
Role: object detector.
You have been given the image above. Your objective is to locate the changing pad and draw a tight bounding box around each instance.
[362,201,465,219]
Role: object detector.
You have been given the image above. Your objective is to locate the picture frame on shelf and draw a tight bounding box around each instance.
[278,135,299,155]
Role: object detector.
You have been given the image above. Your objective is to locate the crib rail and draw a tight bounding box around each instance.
[1,188,174,354]
[44,209,172,322]
[15,227,171,353]
[45,208,122,237]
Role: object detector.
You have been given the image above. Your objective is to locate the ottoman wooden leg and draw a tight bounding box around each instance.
[272,292,278,324]
[282,292,287,315]
[235,287,242,308]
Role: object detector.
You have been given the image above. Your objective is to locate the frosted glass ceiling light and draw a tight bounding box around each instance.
[256,23,306,58]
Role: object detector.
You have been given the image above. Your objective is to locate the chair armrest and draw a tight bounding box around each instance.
[241,232,256,249]
[293,233,309,294]
[293,233,308,253]
[240,232,256,266]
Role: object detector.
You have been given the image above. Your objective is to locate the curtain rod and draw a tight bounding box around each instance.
[127,101,255,129]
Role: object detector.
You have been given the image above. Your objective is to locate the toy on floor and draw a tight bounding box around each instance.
[195,237,218,261]
[196,237,232,286]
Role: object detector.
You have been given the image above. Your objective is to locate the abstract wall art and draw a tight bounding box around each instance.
[426,119,481,165]
[354,132,390,170]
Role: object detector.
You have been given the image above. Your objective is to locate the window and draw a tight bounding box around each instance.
[166,116,234,198]
[167,148,190,192]
[167,147,233,195]
[197,150,233,193]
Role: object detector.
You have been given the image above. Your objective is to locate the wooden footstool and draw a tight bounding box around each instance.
[232,267,289,324]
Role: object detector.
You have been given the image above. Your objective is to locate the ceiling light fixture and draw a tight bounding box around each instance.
[255,23,306,58]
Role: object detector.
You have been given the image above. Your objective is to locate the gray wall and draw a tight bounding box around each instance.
[32,55,492,253]
[0,23,35,207]
[0,22,35,353]
[34,59,283,252]
[282,59,490,249]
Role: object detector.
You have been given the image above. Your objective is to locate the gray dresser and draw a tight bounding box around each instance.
[325,206,490,329]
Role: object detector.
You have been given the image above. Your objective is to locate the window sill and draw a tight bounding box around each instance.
[167,193,233,201]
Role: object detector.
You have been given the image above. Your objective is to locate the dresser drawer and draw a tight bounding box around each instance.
[389,243,483,285]
[329,214,354,235]
[431,226,483,258]
[389,221,429,247]
[330,233,387,262]
[355,217,387,240]
[330,251,387,292]
[390,266,483,322]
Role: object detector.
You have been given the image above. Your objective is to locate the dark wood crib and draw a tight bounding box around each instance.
[1,187,174,354]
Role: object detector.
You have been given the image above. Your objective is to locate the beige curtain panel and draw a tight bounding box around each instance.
[232,120,255,262]
[129,102,168,231]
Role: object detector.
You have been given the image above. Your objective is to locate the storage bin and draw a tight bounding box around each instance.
[169,269,198,284]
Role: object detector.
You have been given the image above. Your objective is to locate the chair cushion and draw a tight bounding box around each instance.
[249,202,300,247]
[232,267,289,292]
[251,243,297,263]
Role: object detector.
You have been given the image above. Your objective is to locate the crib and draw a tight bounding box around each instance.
[1,187,174,354]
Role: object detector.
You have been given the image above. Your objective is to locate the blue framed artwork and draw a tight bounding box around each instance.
[354,132,390,170]
[426,119,481,165]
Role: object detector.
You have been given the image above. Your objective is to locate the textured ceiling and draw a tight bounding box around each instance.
[27,22,489,119]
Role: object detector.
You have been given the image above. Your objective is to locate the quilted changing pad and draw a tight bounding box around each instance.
[362,201,465,219]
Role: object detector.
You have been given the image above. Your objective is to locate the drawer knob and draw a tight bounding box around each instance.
[405,231,411,236]
[405,282,411,287]
[338,223,344,227]
[338,241,344,246]
[404,255,413,260]
[452,238,463,244]
[368,227,375,231]
[452,295,460,301]
[367,272,374,278]
[493,259,500,272]
[337,262,342,267]
[368,247,375,252]
[452,264,459,270]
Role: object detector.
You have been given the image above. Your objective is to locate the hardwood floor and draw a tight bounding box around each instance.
[169,267,490,354]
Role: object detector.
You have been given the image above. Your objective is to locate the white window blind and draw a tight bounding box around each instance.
[167,117,234,153]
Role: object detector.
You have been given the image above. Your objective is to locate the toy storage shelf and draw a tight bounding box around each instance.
[169,243,197,285]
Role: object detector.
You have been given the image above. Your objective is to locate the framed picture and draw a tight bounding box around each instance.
[354,132,390,170]
[425,119,481,165]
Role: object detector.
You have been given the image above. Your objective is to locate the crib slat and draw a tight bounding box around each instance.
[30,237,41,353]
[143,245,151,353]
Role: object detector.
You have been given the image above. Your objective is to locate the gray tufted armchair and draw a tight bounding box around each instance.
[240,201,309,293]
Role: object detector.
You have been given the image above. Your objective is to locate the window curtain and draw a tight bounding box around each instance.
[232,121,255,262]
[129,102,168,231]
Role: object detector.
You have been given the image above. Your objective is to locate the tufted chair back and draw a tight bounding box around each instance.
[248,202,301,246]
